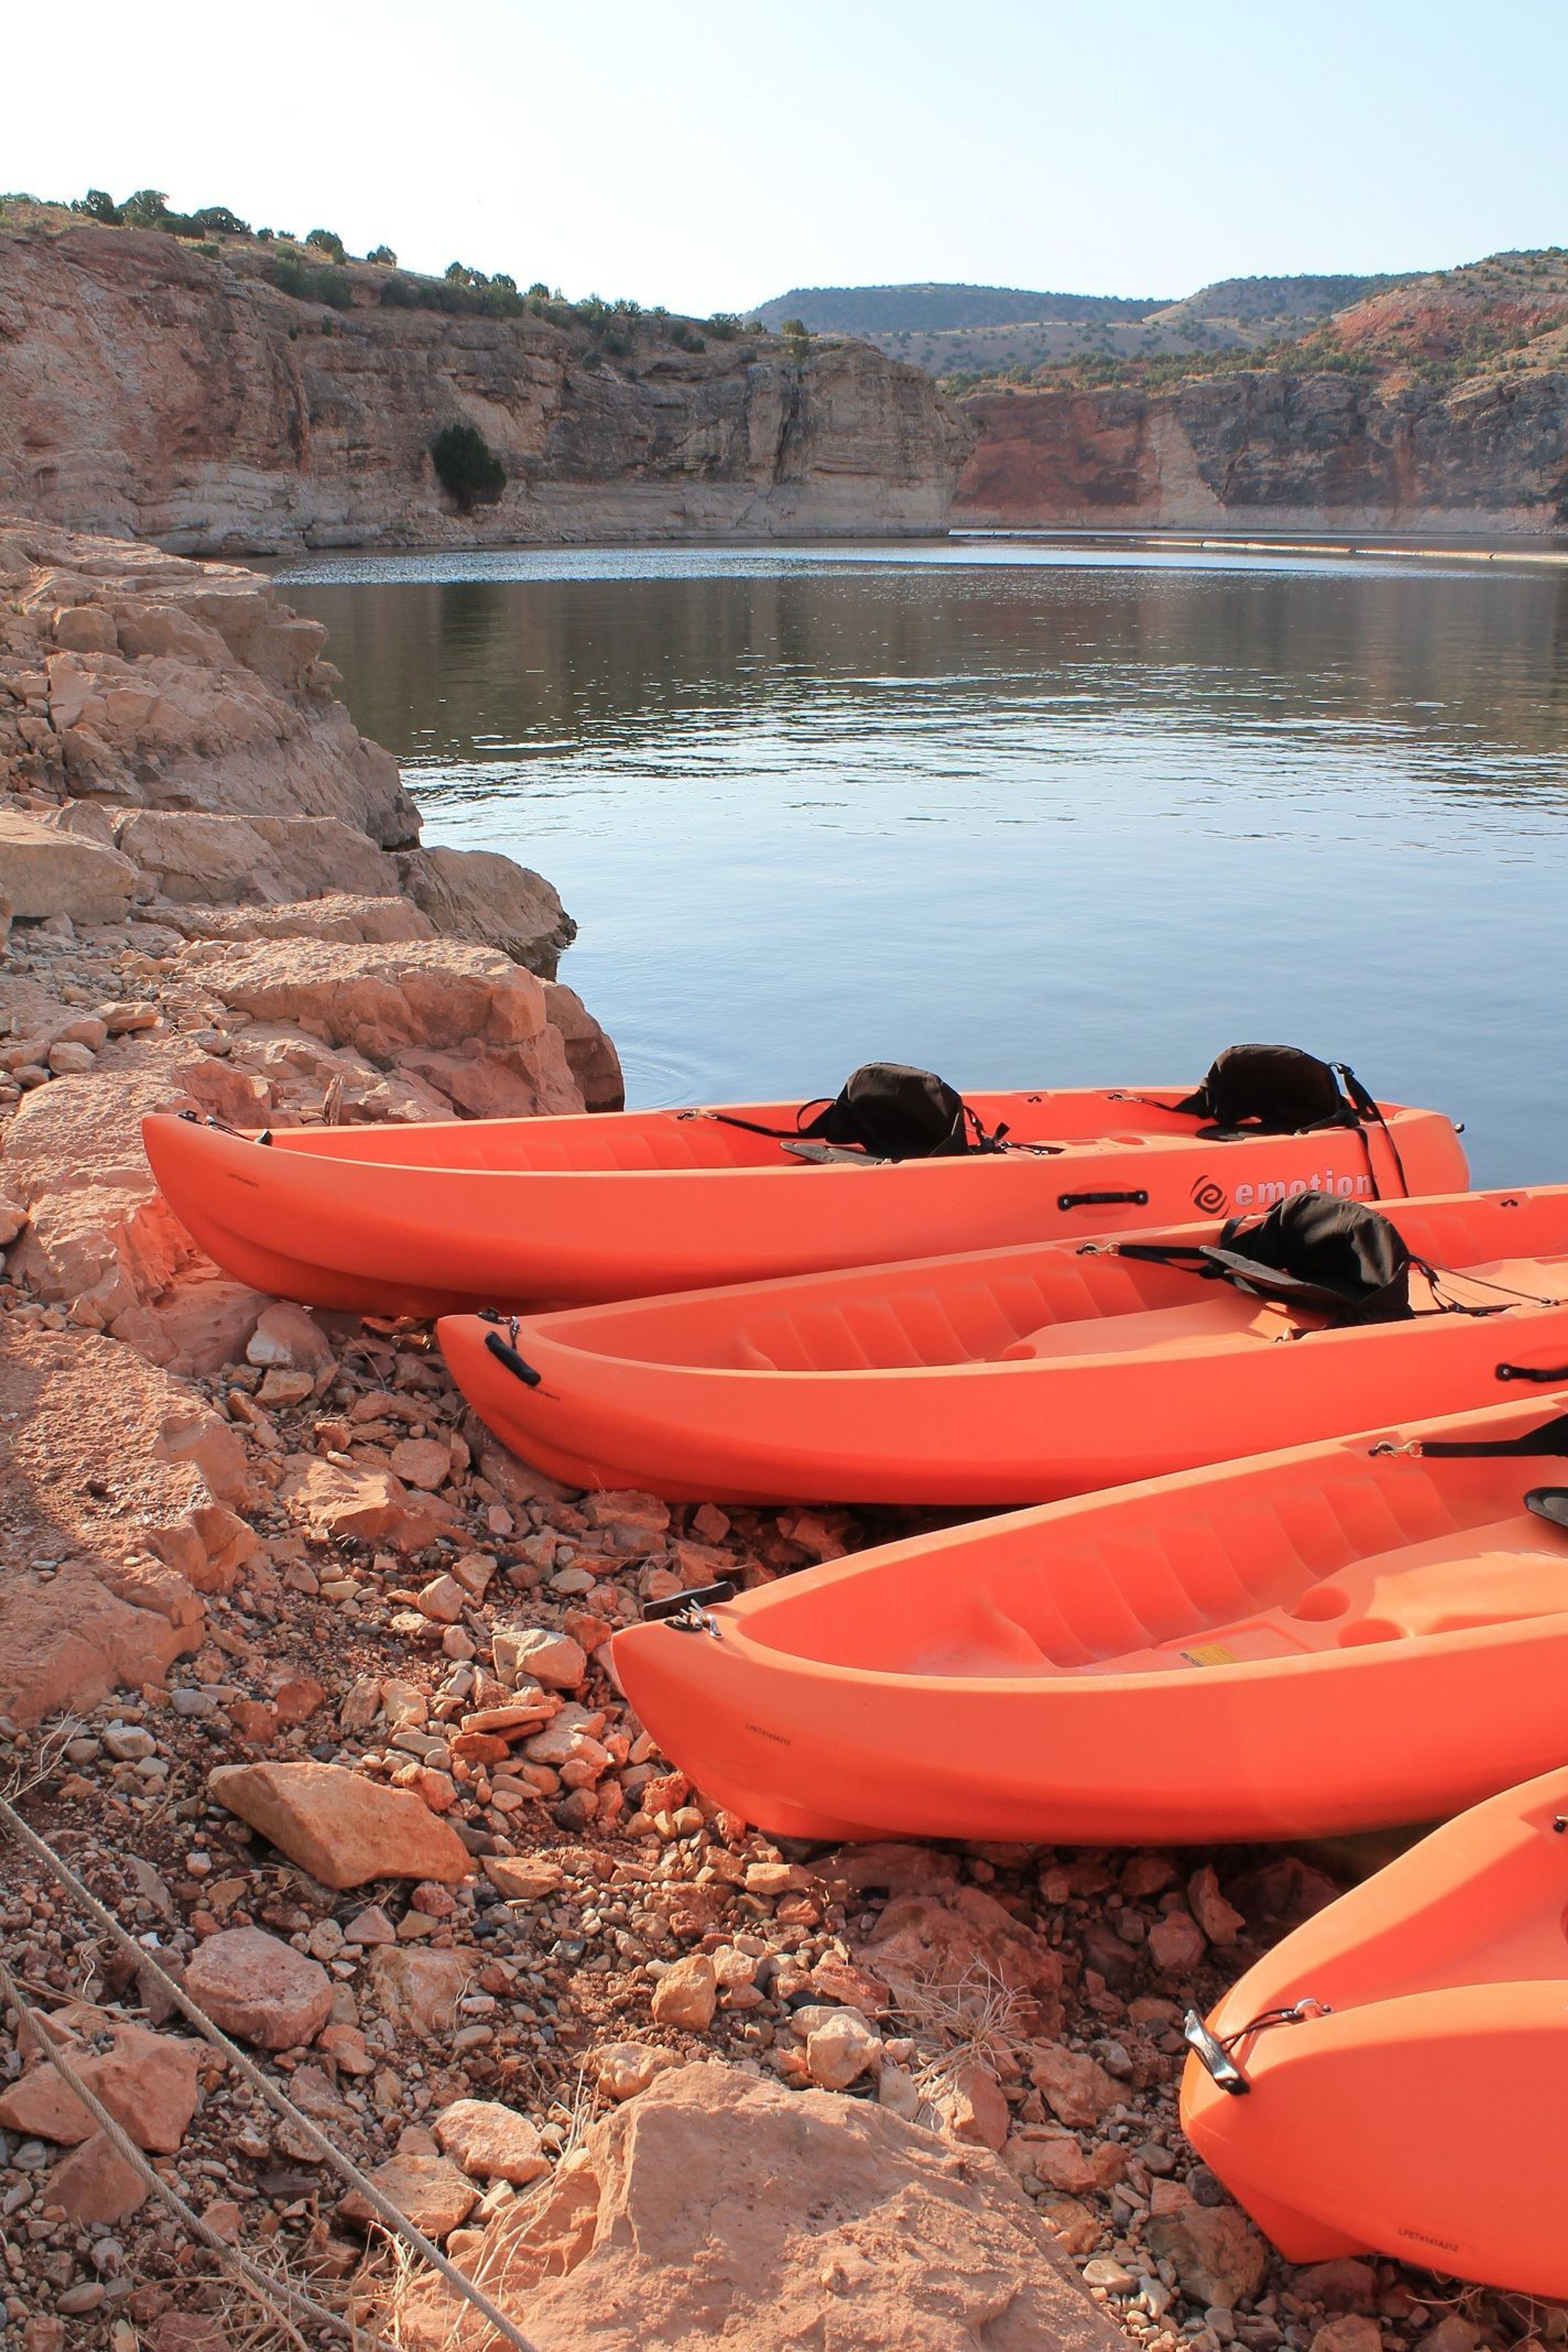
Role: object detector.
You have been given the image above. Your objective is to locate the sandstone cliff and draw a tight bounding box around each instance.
[0,225,971,553]
[0,515,622,1377]
[957,370,1568,535]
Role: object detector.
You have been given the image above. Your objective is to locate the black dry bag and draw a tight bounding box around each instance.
[800,1063,976,1161]
[1175,1045,1353,1136]
[1203,1193,1413,1324]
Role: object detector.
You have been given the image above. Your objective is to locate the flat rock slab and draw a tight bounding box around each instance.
[182,1926,334,2051]
[0,808,136,922]
[0,1559,199,1728]
[207,1759,472,1889]
[339,2151,480,2241]
[365,1947,474,2038]
[0,2009,200,2151]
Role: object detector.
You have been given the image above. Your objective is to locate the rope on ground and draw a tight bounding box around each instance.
[0,1949,344,2352]
[0,1789,541,2352]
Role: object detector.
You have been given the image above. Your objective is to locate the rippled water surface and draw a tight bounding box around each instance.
[273,540,1568,1184]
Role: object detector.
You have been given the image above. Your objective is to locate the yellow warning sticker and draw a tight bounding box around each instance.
[1180,1642,1240,1668]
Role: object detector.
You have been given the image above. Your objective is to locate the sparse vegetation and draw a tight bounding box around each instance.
[16,181,803,359]
[268,256,354,309]
[431,420,507,511]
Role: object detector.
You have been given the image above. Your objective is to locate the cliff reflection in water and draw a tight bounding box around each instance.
[275,542,1568,1184]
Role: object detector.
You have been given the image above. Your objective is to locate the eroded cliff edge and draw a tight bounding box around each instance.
[956,371,1568,534]
[0,225,971,553]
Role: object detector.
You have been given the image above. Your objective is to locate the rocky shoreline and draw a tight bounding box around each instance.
[0,524,1533,2351]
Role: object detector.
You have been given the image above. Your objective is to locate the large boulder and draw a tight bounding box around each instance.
[398,845,576,979]
[543,980,625,1113]
[186,935,583,1116]
[394,2063,1128,2351]
[0,808,136,923]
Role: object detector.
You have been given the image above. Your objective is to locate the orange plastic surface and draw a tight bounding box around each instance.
[140,1089,1466,1315]
[606,1392,1568,1846]
[1183,1765,1568,2295]
[438,1187,1568,1505]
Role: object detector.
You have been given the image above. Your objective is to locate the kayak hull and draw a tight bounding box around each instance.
[439,1186,1568,1505]
[609,1393,1568,1844]
[1184,1767,1568,2295]
[140,1091,1466,1314]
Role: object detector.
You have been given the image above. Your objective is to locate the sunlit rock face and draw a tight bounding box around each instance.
[0,226,971,553]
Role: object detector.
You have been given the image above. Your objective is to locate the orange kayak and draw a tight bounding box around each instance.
[610,1393,1568,1844]
[140,1076,1464,1315]
[438,1187,1568,1504]
[1183,1763,1568,2294]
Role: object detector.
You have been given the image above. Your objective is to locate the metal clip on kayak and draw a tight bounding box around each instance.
[178,1108,272,1146]
[642,1579,736,1638]
[1183,1997,1330,2096]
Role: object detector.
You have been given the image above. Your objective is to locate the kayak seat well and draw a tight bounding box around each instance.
[1001,1292,1312,1362]
[708,1259,1187,1374]
[752,1476,1568,1683]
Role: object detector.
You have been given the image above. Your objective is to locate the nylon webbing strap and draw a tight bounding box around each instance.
[1417,1410,1568,1459]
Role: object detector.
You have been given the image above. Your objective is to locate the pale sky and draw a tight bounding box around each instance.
[8,0,1566,316]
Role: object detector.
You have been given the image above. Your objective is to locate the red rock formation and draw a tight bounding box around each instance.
[0,226,971,554]
[956,371,1568,533]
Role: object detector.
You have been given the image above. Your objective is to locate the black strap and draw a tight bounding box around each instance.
[1497,1363,1568,1386]
[1111,1235,1515,1327]
[1336,1062,1410,1200]
[1417,1410,1568,1459]
[706,1100,834,1144]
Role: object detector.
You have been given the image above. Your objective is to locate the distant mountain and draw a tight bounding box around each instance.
[1151,272,1419,330]
[753,283,1167,334]
[752,272,1432,387]
[946,250,1568,399]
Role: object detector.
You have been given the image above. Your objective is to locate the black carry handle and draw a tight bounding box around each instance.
[643,1579,737,1621]
[483,1330,543,1388]
[1497,1363,1568,1386]
[1058,1189,1150,1213]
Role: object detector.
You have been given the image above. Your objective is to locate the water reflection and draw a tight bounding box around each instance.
[275,544,1568,1184]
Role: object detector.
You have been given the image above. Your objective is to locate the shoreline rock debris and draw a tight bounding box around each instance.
[0,518,1541,2349]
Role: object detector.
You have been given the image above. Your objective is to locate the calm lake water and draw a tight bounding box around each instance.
[272,539,1568,1187]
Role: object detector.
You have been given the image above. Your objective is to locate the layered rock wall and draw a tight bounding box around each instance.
[957,371,1568,533]
[0,517,622,1381]
[0,226,971,553]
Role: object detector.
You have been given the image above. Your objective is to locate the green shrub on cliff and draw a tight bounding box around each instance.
[268,256,354,309]
[368,244,397,265]
[120,188,170,228]
[432,422,507,511]
[305,227,347,263]
[71,188,122,224]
